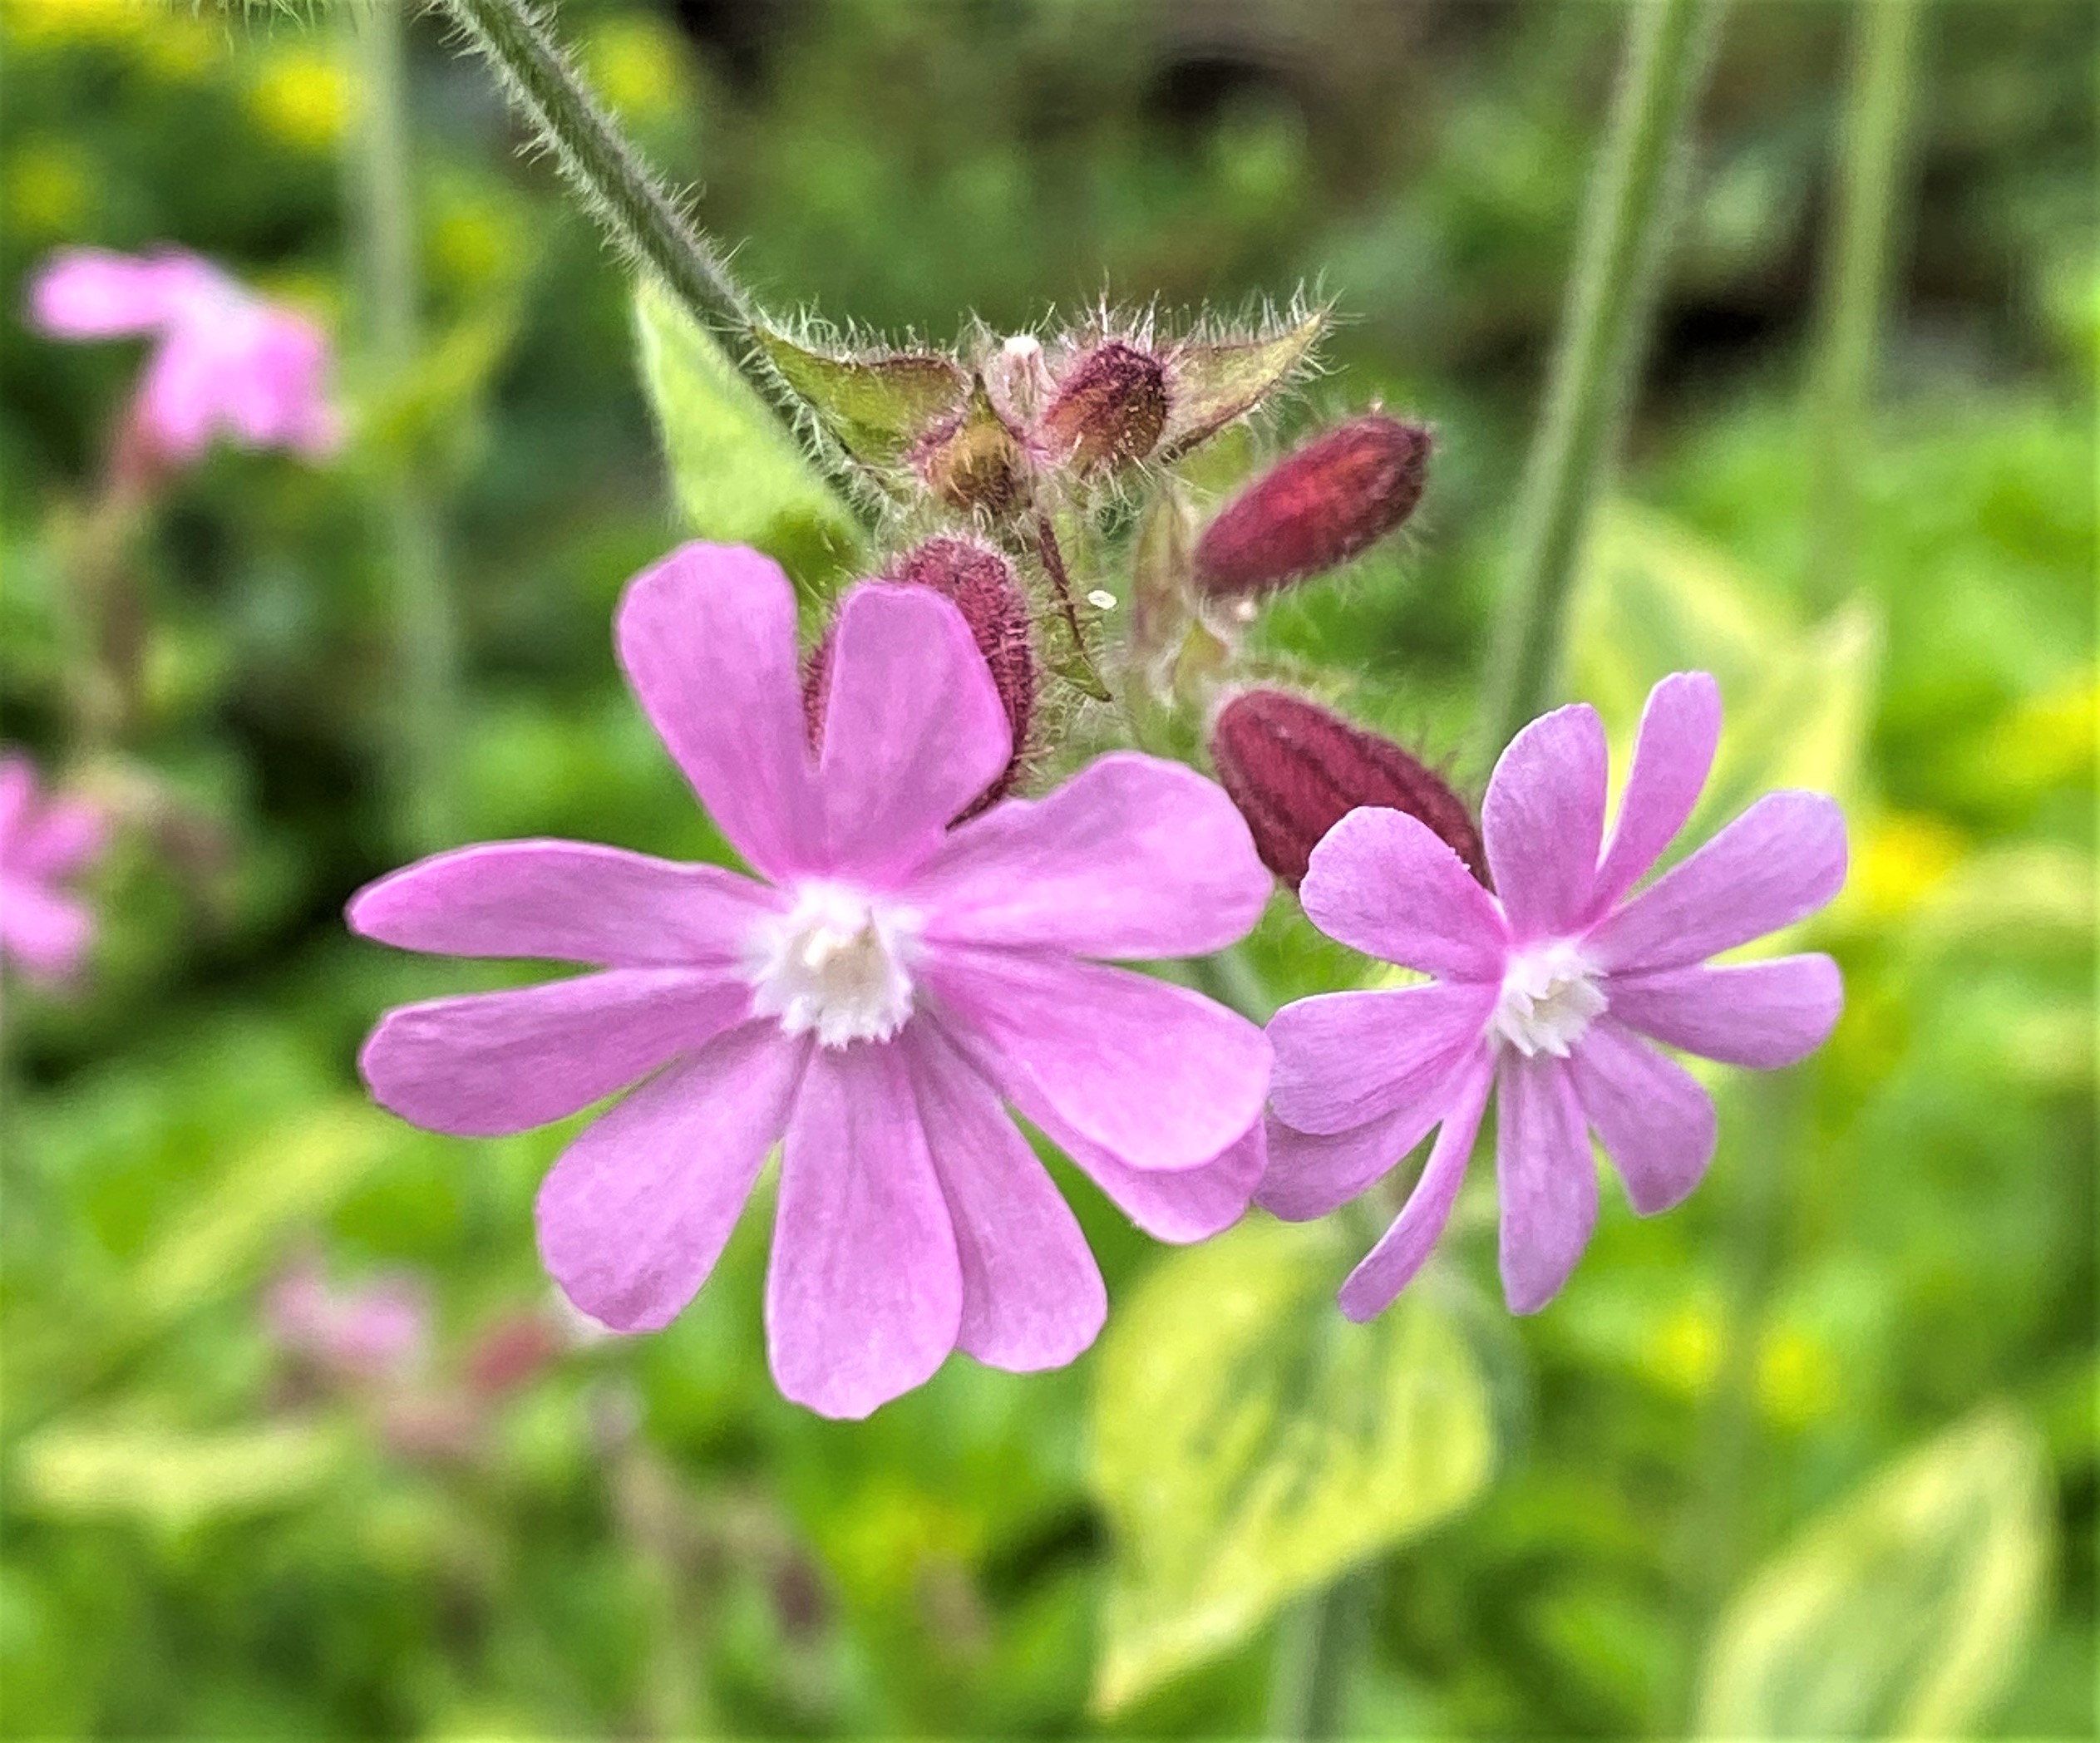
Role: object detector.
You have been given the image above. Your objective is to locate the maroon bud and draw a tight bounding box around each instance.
[1040,340,1168,473]
[465,1312,566,1400]
[1194,414,1432,599]
[1210,689,1486,890]
[805,539,1037,817]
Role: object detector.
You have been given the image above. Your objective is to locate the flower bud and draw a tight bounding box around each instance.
[1193,414,1432,599]
[1040,340,1167,473]
[806,539,1037,816]
[1209,689,1486,889]
[914,377,1028,515]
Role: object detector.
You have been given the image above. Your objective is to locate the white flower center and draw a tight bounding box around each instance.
[1491,939,1606,1059]
[748,882,918,1049]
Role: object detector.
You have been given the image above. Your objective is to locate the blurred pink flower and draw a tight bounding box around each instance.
[27,246,340,466]
[264,1253,431,1384]
[1261,672,1848,1320]
[349,542,1273,1418]
[0,751,107,987]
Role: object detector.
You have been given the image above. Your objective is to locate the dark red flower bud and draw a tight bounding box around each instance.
[805,539,1037,817]
[464,1312,566,1399]
[1194,414,1432,599]
[1210,689,1486,890]
[1040,340,1168,473]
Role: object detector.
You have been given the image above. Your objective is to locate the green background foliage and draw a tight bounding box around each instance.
[0,0,2092,1736]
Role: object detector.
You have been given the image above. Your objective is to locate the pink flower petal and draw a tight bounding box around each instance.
[135,331,222,460]
[1496,1051,1597,1314]
[815,583,1011,880]
[1585,792,1847,974]
[1585,672,1721,921]
[1605,953,1844,1067]
[614,544,821,882]
[0,882,93,981]
[1483,702,1608,941]
[348,840,780,967]
[1337,1051,1496,1322]
[906,1025,1105,1372]
[359,969,752,1136]
[1256,1036,1489,1223]
[1267,980,1498,1135]
[1299,806,1507,980]
[537,1022,803,1332]
[0,755,34,843]
[912,752,1269,958]
[1019,1086,1264,1242]
[767,1041,963,1418]
[27,247,214,337]
[12,796,106,881]
[1565,1017,1717,1215]
[927,948,1270,1170]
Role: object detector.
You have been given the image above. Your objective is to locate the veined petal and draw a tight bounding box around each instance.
[1267,980,1497,1135]
[536,1022,803,1332]
[1586,671,1721,920]
[1483,702,1608,941]
[1018,1084,1264,1242]
[1337,1051,1496,1322]
[358,969,751,1137]
[1256,1037,1488,1223]
[348,839,781,967]
[1565,1017,1717,1215]
[767,1040,963,1418]
[614,544,821,882]
[928,948,1269,1171]
[1586,792,1847,973]
[906,1025,1105,1372]
[1496,1051,1597,1314]
[1299,806,1507,981]
[1607,953,1844,1068]
[912,752,1269,958]
[816,584,1010,880]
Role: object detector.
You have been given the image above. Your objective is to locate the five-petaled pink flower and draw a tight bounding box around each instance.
[1260,672,1846,1320]
[0,750,108,990]
[348,543,1274,1418]
[28,246,340,465]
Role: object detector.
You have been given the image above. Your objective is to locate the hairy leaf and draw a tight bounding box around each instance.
[752,327,965,468]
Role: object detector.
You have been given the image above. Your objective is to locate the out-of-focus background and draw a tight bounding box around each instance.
[1,1,2093,1736]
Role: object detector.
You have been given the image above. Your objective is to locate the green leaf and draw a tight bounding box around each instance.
[13,1420,347,1532]
[752,327,964,467]
[1088,1218,1495,1714]
[633,283,865,588]
[1695,1407,2053,1740]
[1571,503,1881,854]
[1160,312,1326,459]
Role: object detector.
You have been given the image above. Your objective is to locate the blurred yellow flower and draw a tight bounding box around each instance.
[1988,671,2097,796]
[2,0,215,78]
[247,45,352,152]
[1842,810,1966,925]
[1644,1302,1721,1396]
[431,202,511,293]
[4,139,94,239]
[580,14,691,126]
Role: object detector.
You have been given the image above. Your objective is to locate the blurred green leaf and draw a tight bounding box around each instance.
[633,284,865,589]
[1089,1219,1494,1714]
[1695,1406,2053,1739]
[12,1420,347,1532]
[752,327,964,468]
[130,1102,401,1327]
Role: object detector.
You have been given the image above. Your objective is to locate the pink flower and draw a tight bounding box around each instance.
[0,751,107,987]
[348,543,1274,1417]
[27,247,340,465]
[1260,672,1846,1320]
[264,1253,431,1385]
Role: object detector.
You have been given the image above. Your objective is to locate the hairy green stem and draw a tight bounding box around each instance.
[1481,0,1729,751]
[1804,0,1925,614]
[428,0,866,515]
[352,2,458,852]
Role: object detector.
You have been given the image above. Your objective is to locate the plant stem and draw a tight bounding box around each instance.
[1481,0,1730,752]
[1267,1567,1374,1741]
[429,0,866,513]
[1189,943,1275,1023]
[352,1,458,852]
[1803,0,1925,615]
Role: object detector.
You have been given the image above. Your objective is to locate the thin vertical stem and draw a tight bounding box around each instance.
[1267,1567,1374,1741]
[1803,0,1925,614]
[1481,0,1730,753]
[352,2,458,852]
